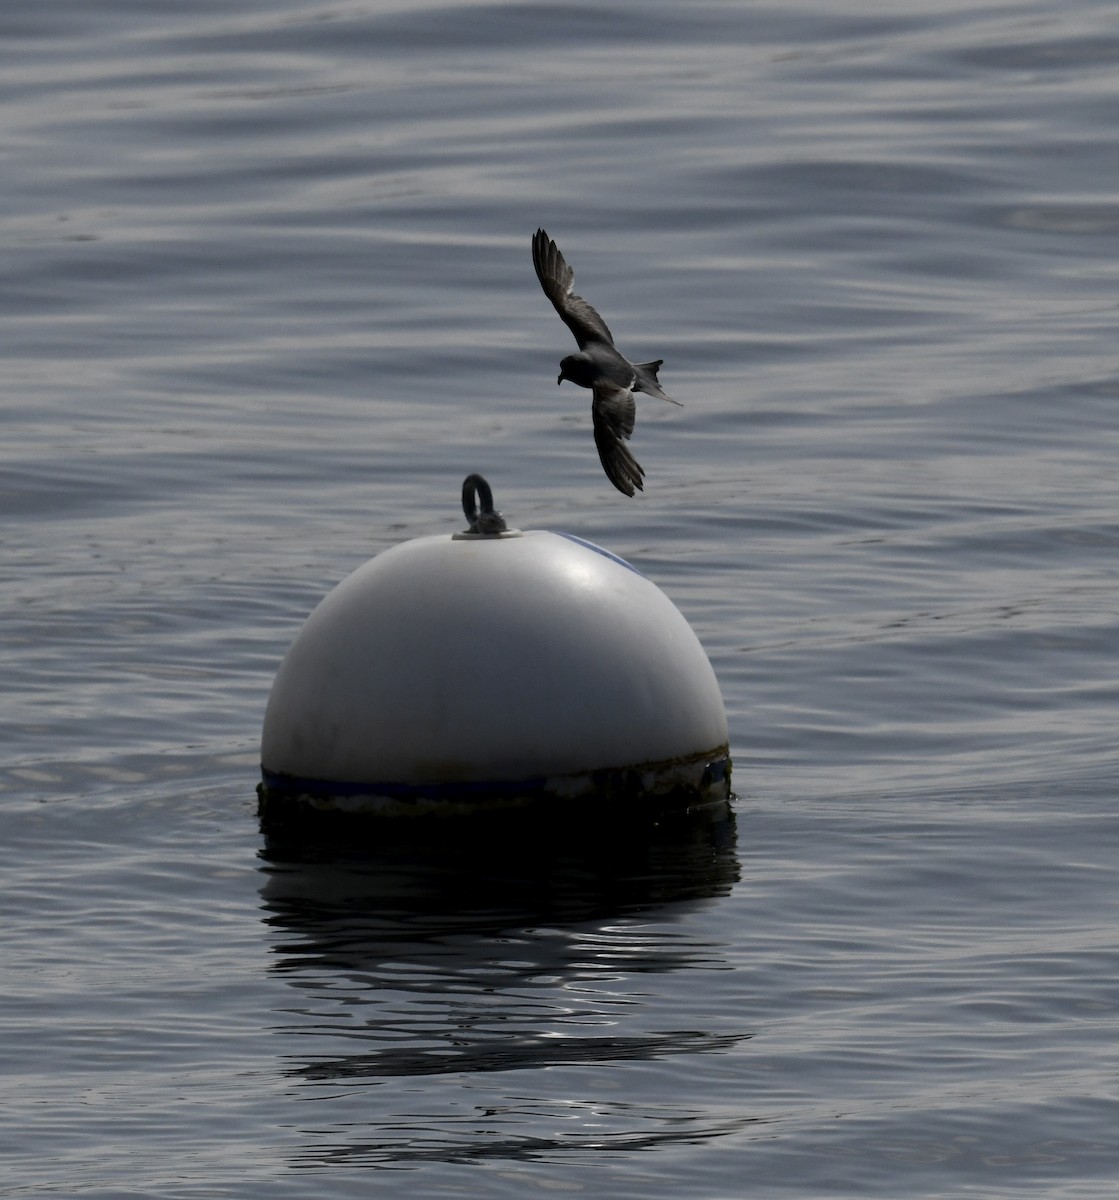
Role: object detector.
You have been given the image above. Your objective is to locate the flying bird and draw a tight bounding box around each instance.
[532,228,681,496]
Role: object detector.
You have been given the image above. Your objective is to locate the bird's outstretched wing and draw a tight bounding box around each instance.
[591,383,644,496]
[532,228,615,349]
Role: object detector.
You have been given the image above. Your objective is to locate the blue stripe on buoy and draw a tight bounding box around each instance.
[259,768,550,801]
[555,533,646,577]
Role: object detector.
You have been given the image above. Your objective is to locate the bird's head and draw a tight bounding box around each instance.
[558,353,594,388]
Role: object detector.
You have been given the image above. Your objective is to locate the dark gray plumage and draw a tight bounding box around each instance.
[532,228,681,496]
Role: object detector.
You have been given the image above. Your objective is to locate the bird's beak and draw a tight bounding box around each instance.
[556,373,563,385]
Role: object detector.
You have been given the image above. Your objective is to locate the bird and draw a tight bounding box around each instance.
[532,228,681,496]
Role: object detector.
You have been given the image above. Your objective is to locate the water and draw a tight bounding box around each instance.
[3,0,1118,1195]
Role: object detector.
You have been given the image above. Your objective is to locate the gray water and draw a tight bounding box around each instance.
[3,1,1119,1196]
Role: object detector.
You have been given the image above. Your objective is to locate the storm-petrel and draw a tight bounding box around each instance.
[532,228,681,496]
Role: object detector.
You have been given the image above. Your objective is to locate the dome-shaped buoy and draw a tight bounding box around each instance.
[259,476,730,821]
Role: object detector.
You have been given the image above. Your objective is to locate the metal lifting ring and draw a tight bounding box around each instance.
[461,474,508,535]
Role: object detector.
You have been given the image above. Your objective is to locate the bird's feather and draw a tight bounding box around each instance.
[532,228,616,350]
[591,384,644,496]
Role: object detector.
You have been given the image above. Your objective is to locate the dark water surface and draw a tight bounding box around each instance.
[3,1,1118,1196]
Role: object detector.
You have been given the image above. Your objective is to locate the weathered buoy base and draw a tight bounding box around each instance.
[258,744,731,830]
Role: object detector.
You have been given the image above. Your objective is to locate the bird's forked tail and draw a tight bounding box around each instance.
[633,359,682,405]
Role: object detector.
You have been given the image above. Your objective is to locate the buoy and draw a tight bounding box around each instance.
[259,476,730,822]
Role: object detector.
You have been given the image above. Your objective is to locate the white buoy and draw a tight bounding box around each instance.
[259,476,730,820]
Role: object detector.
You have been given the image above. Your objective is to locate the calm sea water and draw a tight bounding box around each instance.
[3,1,1118,1196]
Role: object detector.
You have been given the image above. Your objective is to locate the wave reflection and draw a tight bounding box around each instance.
[257,801,747,1169]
